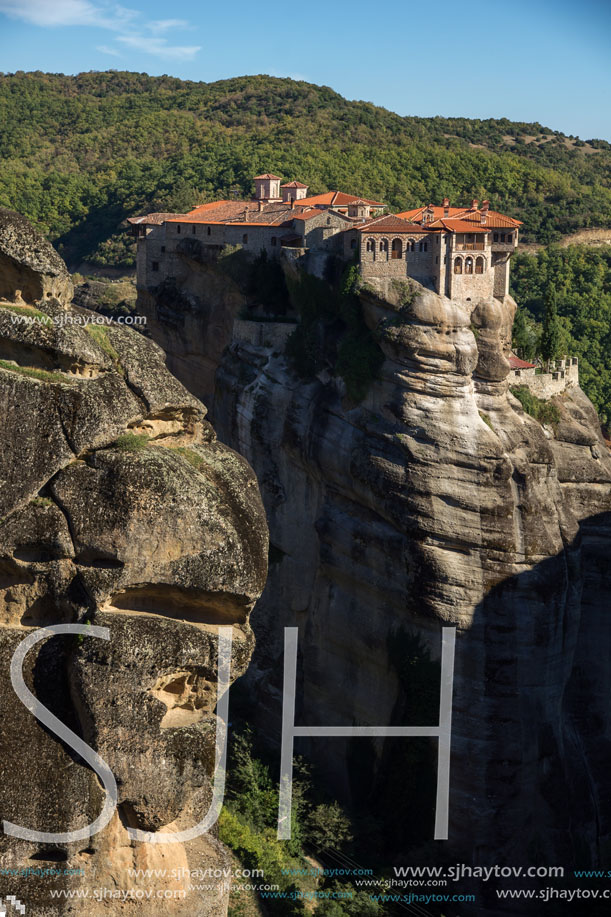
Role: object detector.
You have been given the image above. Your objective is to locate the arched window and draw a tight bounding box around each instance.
[419,241,424,252]
[350,238,357,250]
[366,238,375,252]
[327,216,332,225]
[454,257,463,274]
[465,257,473,274]
[475,256,484,274]
[242,233,248,244]
[271,236,277,246]
[391,238,403,260]
[380,239,389,258]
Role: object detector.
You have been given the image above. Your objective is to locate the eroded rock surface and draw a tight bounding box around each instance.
[208,277,611,910]
[0,211,268,916]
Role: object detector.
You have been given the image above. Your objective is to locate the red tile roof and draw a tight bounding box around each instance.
[427,218,489,233]
[356,215,425,233]
[398,206,467,221]
[281,181,308,188]
[292,190,385,209]
[254,173,282,180]
[292,208,325,222]
[509,354,536,370]
[398,204,522,228]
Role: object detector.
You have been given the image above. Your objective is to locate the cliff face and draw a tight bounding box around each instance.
[0,211,268,916]
[207,276,611,880]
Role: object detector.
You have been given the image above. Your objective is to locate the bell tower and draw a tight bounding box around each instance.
[253,173,282,203]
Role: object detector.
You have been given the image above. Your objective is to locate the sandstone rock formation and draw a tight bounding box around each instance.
[208,277,610,911]
[0,211,268,916]
[0,208,74,306]
[138,263,246,409]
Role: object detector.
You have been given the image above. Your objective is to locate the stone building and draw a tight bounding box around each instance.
[129,175,522,308]
[509,354,580,397]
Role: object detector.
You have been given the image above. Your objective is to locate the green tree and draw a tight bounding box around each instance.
[512,307,539,361]
[540,284,562,364]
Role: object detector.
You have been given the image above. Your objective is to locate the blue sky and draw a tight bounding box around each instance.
[0,0,609,140]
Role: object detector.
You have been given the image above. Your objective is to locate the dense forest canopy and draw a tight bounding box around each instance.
[510,245,611,428]
[0,71,610,267]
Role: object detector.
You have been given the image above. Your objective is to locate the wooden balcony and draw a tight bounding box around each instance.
[455,242,486,251]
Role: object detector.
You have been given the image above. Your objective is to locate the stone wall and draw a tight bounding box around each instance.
[360,232,434,283]
[511,358,580,398]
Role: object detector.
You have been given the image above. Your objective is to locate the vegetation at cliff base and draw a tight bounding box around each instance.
[510,385,560,426]
[510,245,611,427]
[221,725,383,916]
[1,72,610,267]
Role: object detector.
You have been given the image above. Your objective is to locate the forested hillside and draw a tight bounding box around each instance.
[511,245,611,428]
[0,71,610,267]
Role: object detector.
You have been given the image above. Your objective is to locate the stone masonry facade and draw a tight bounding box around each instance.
[129,177,522,311]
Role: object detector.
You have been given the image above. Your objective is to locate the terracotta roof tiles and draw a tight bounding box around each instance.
[357,215,429,233]
[508,354,536,370]
[293,190,385,209]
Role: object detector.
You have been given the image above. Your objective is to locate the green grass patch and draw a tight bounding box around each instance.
[113,433,150,452]
[0,359,65,383]
[511,385,560,426]
[31,496,54,508]
[169,445,206,471]
[0,303,53,325]
[86,324,122,371]
[479,411,494,430]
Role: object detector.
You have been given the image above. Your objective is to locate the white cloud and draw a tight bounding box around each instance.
[0,0,136,30]
[147,19,189,34]
[0,0,200,60]
[97,43,122,57]
[117,34,200,61]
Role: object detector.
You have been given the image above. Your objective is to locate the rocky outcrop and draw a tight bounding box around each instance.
[0,208,74,305]
[138,263,246,408]
[209,278,611,907]
[0,211,268,916]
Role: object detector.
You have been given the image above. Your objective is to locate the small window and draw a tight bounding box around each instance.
[424,242,428,252]
[177,225,181,234]
[391,238,403,259]
[410,241,415,252]
[351,238,357,249]
[161,246,166,253]
[242,233,248,244]
[271,236,277,246]
[465,257,473,274]
[493,232,498,242]
[151,261,159,272]
[192,225,196,234]
[454,257,462,274]
[475,256,484,274]
[327,217,331,225]
[435,256,438,264]
[380,239,388,253]
[366,238,375,252]
[207,226,211,235]
[507,233,512,243]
